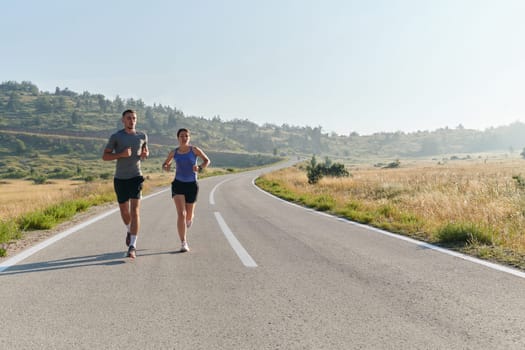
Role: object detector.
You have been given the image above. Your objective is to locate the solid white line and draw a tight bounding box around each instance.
[0,188,170,273]
[252,177,525,279]
[0,208,119,273]
[214,211,257,268]
[342,218,525,279]
[209,178,233,205]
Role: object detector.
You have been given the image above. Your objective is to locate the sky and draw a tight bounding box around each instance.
[1,0,525,136]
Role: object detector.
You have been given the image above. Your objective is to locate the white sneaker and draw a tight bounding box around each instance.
[180,241,190,252]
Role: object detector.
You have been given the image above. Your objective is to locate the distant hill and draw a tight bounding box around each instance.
[1,80,525,163]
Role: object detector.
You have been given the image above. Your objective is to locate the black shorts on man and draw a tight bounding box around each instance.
[114,176,144,203]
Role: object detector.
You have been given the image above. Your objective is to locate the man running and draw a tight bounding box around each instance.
[103,109,149,259]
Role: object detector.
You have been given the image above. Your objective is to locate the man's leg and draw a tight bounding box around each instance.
[119,200,131,226]
[119,201,132,247]
[128,198,140,248]
[129,199,140,234]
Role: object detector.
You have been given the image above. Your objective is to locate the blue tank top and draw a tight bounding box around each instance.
[174,146,197,182]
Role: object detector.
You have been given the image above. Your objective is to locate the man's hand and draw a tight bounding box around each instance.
[140,146,149,160]
[140,150,148,160]
[120,147,132,158]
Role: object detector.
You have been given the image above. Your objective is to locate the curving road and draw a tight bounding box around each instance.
[1,161,525,349]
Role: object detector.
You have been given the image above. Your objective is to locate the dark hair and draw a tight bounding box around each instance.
[177,128,190,137]
[122,109,136,117]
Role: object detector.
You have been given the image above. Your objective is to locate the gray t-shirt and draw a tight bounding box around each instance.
[105,129,148,179]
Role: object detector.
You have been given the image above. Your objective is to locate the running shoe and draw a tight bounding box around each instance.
[180,241,190,252]
[125,232,131,247]
[127,245,136,259]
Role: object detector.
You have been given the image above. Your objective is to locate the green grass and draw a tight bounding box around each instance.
[255,178,298,201]
[0,220,22,256]
[0,193,115,257]
[18,199,91,230]
[304,194,336,211]
[437,222,494,246]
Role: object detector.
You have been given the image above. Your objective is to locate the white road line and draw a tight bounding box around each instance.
[209,178,233,205]
[0,188,169,273]
[252,177,525,279]
[0,208,119,273]
[214,212,257,268]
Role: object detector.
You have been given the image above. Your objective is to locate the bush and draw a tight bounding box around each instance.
[3,167,28,179]
[383,159,401,169]
[32,175,48,184]
[512,175,525,189]
[48,168,76,179]
[306,155,349,184]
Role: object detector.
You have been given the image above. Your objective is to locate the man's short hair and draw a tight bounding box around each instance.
[122,109,136,117]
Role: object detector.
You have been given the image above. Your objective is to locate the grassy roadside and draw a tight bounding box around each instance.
[0,167,232,257]
[255,160,525,271]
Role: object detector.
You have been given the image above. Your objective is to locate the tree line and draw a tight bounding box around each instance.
[1,80,524,160]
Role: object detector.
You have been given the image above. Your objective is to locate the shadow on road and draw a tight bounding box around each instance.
[0,249,176,276]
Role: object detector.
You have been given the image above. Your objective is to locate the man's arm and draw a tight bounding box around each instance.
[140,144,149,160]
[103,147,131,161]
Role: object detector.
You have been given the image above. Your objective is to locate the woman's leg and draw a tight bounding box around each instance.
[185,202,196,228]
[173,194,187,242]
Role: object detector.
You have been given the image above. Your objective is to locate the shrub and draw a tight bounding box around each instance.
[32,175,48,184]
[512,175,525,189]
[382,159,401,169]
[306,155,349,184]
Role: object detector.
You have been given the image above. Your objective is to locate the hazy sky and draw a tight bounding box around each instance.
[2,0,524,135]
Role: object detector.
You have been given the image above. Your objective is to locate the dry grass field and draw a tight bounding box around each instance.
[0,173,173,222]
[0,179,100,221]
[258,156,525,268]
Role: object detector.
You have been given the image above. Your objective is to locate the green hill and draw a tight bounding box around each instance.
[1,80,524,181]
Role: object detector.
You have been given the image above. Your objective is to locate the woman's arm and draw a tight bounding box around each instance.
[162,150,175,171]
[193,146,210,171]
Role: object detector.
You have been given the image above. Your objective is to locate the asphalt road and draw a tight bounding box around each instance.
[1,162,525,349]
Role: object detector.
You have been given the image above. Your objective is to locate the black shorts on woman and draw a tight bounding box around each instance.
[171,179,199,203]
